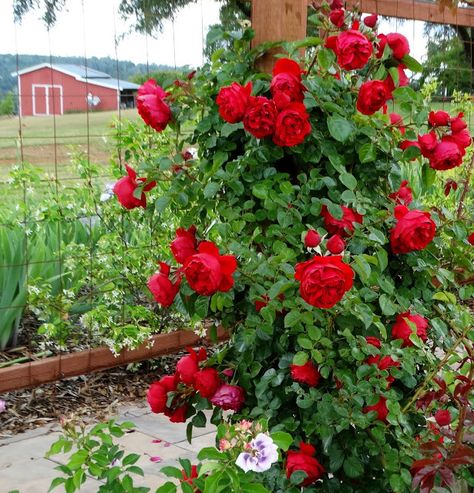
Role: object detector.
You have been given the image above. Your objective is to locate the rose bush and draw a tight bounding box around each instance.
[107,4,474,493]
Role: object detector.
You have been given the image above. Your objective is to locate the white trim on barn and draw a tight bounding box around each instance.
[32,84,64,116]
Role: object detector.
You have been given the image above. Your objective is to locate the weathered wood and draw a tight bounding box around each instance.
[0,327,229,393]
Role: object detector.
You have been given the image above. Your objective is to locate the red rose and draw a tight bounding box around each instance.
[429,141,463,171]
[147,375,177,414]
[147,262,181,307]
[444,179,458,196]
[364,396,389,423]
[290,361,321,387]
[210,384,245,411]
[321,205,363,237]
[181,465,200,492]
[391,312,429,347]
[450,115,467,133]
[113,164,156,209]
[335,30,373,70]
[270,58,304,109]
[295,255,354,309]
[389,180,413,205]
[330,0,343,9]
[193,368,220,398]
[243,96,278,139]
[399,140,421,160]
[329,9,345,27]
[304,229,321,248]
[376,33,388,58]
[171,226,198,264]
[356,80,389,115]
[434,409,451,427]
[366,336,381,348]
[390,112,406,134]
[443,130,472,155]
[165,404,188,423]
[326,234,345,254]
[137,79,172,132]
[468,232,474,245]
[286,443,325,486]
[176,347,207,385]
[386,33,410,60]
[390,206,436,254]
[418,131,438,158]
[216,82,252,123]
[273,102,311,147]
[363,14,378,28]
[429,110,450,127]
[183,241,237,296]
[384,65,409,95]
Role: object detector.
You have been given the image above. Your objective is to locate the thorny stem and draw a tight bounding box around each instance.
[456,153,474,219]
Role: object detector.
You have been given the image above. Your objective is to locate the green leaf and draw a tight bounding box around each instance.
[339,173,357,190]
[343,456,364,478]
[270,431,293,451]
[195,296,209,318]
[317,48,335,70]
[203,182,220,199]
[160,467,183,480]
[154,483,177,493]
[379,294,397,316]
[252,183,269,200]
[241,484,270,493]
[297,335,313,349]
[284,310,301,328]
[327,116,355,142]
[155,195,170,213]
[290,470,308,485]
[221,122,243,137]
[197,447,223,461]
[293,352,308,365]
[402,54,423,72]
[48,478,65,492]
[358,143,377,163]
[122,453,140,466]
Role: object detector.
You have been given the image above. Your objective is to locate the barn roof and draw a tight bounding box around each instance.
[11,63,140,91]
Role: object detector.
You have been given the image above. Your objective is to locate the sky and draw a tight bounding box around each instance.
[0,0,427,67]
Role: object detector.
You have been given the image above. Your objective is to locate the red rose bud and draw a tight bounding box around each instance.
[429,141,463,171]
[390,208,436,254]
[290,361,321,387]
[450,115,467,134]
[295,255,354,309]
[304,229,321,248]
[364,396,389,423]
[270,58,304,109]
[137,79,172,132]
[366,336,382,348]
[170,226,198,264]
[376,33,388,58]
[385,65,409,96]
[335,30,373,71]
[363,14,378,28]
[389,112,404,129]
[181,150,193,161]
[210,384,245,411]
[243,96,278,139]
[444,179,458,196]
[434,409,451,427]
[147,375,177,414]
[418,131,438,158]
[326,234,345,254]
[321,205,363,237]
[222,368,234,378]
[113,164,156,209]
[176,355,199,385]
[183,241,237,296]
[186,70,196,80]
[329,9,345,27]
[428,110,450,127]
[389,180,413,205]
[285,443,325,486]
[391,312,429,347]
[468,232,474,246]
[216,82,252,123]
[273,102,311,147]
[386,33,410,60]
[193,368,220,398]
[330,0,343,9]
[165,404,188,423]
[357,80,390,115]
[147,262,181,307]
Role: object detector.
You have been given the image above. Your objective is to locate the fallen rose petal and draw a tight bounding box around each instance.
[150,456,163,463]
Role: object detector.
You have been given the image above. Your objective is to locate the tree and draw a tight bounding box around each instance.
[0,92,15,115]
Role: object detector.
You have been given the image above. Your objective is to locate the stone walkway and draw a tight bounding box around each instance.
[0,403,216,492]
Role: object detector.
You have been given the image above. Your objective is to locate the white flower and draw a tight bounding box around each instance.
[236,433,279,473]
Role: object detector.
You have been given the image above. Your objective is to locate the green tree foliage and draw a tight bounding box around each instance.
[0,92,15,115]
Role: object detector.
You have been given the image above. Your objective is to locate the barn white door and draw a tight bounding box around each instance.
[32,84,63,116]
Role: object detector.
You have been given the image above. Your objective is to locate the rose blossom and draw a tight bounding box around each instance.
[295,255,354,309]
[216,82,252,123]
[468,232,474,246]
[326,234,345,254]
[183,241,237,296]
[391,312,429,347]
[181,465,199,491]
[363,14,378,28]
[384,65,409,95]
[113,164,156,209]
[450,115,467,133]
[286,442,325,486]
[418,131,438,158]
[428,110,450,127]
[335,30,373,70]
[386,33,410,60]
[193,368,220,398]
[166,404,188,423]
[210,384,245,411]
[176,347,207,384]
[243,96,278,139]
[273,102,311,147]
[434,409,451,427]
[364,396,389,422]
[147,262,181,307]
[390,206,436,254]
[270,58,304,109]
[137,79,172,132]
[147,375,177,414]
[366,336,382,348]
[429,141,463,171]
[236,433,279,473]
[321,205,363,237]
[376,33,388,58]
[388,180,413,205]
[390,112,405,134]
[443,131,472,156]
[329,9,345,27]
[356,80,389,115]
[170,226,198,264]
[290,361,321,387]
[304,229,321,248]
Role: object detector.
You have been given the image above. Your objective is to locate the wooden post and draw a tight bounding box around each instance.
[251,0,308,72]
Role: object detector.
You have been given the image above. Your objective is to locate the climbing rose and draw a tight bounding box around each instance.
[450,115,467,133]
[335,30,373,70]
[113,164,156,209]
[364,396,389,423]
[399,140,421,155]
[210,384,245,411]
[176,348,207,385]
[295,255,354,309]
[356,80,389,115]
[321,205,363,237]
[434,409,452,427]
[137,79,172,132]
[326,234,345,254]
[389,180,413,205]
[183,241,237,296]
[170,226,198,264]
[166,404,188,423]
[243,96,278,139]
[181,465,200,491]
[443,130,472,156]
[193,368,220,399]
[270,58,304,109]
[290,361,321,387]
[429,110,450,127]
[216,82,252,123]
[468,232,474,245]
[363,14,378,28]
[429,141,463,171]
[390,206,436,254]
[366,336,382,349]
[418,131,438,158]
[304,230,321,248]
[273,102,311,147]
[147,375,177,414]
[329,0,343,9]
[329,9,345,27]
[376,33,388,58]
[391,312,429,347]
[286,443,325,486]
[386,33,410,60]
[147,262,181,307]
[384,65,409,95]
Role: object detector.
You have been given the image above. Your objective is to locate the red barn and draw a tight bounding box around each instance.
[13,63,140,116]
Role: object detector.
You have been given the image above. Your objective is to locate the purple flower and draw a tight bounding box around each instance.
[235,433,278,473]
[0,400,6,413]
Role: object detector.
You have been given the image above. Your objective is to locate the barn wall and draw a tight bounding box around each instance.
[19,67,119,116]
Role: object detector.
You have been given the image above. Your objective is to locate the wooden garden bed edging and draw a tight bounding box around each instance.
[0,327,228,394]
